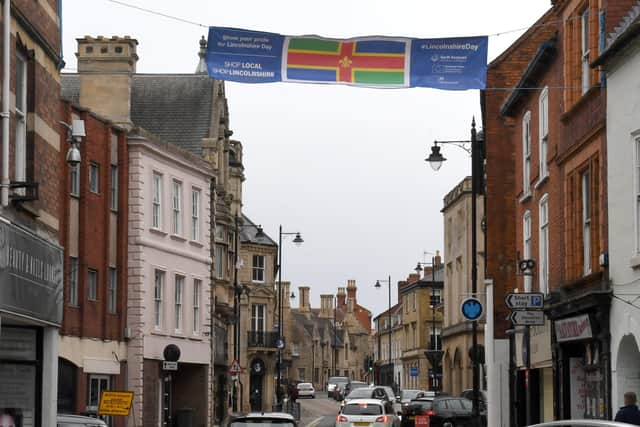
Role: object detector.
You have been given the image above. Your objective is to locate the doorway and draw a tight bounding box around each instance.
[249,359,265,412]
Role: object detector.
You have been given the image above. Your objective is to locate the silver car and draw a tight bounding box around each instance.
[57,414,108,427]
[527,421,638,427]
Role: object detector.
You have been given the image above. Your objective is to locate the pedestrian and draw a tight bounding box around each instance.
[288,382,298,403]
[615,391,640,425]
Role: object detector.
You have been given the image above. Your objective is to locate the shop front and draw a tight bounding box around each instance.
[550,308,611,420]
[0,218,63,426]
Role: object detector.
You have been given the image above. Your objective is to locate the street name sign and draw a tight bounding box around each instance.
[505,293,544,310]
[162,361,178,371]
[98,391,134,416]
[510,310,545,326]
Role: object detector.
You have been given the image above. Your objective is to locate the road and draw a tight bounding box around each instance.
[298,392,340,427]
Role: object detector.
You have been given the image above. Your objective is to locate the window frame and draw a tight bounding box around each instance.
[522,111,532,197]
[539,195,550,294]
[251,303,266,332]
[215,244,226,279]
[581,8,591,94]
[175,274,184,332]
[89,162,100,194]
[110,165,118,211]
[108,267,117,314]
[69,257,79,306]
[87,374,110,412]
[430,288,442,307]
[191,188,201,241]
[14,50,27,192]
[87,268,98,301]
[523,210,533,292]
[152,172,162,229]
[154,270,165,329]
[538,87,549,180]
[193,279,201,335]
[172,180,183,235]
[70,165,80,197]
[581,169,592,275]
[635,136,640,254]
[252,254,265,283]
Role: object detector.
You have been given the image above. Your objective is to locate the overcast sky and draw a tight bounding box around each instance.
[62,0,551,320]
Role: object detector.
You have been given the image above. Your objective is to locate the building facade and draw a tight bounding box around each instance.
[442,178,486,397]
[127,128,213,426]
[593,1,640,412]
[0,1,64,425]
[373,303,402,392]
[57,102,128,427]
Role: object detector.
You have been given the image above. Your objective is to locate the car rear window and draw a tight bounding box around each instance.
[231,419,296,427]
[401,390,422,400]
[329,377,348,383]
[347,388,373,399]
[342,403,383,416]
[447,399,463,410]
[405,400,433,414]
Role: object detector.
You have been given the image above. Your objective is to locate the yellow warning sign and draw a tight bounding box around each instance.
[98,391,134,416]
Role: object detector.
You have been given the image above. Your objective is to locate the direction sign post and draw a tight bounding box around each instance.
[505,293,544,310]
[510,310,545,326]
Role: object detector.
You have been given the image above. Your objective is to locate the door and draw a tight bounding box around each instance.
[250,359,265,412]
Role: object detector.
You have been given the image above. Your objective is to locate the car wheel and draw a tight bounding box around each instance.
[442,421,454,427]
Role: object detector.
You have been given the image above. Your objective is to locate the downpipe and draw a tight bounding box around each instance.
[1,0,10,207]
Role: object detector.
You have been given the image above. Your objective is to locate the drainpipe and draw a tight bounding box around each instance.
[1,0,10,207]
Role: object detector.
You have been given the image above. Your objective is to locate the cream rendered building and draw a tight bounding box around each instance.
[442,177,485,396]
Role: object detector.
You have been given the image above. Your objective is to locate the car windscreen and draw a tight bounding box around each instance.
[329,377,348,384]
[350,383,369,391]
[231,419,296,427]
[346,388,373,399]
[342,403,383,416]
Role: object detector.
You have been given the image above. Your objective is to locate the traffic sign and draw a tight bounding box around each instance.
[276,337,286,350]
[505,293,544,310]
[460,297,483,321]
[510,310,545,326]
[409,367,419,377]
[98,391,134,416]
[163,361,178,371]
[229,359,243,374]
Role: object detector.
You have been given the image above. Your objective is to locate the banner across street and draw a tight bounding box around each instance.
[206,27,488,90]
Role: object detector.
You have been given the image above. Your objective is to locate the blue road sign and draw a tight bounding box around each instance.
[409,367,419,377]
[460,297,483,321]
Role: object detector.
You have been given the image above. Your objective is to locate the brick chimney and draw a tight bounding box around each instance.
[298,286,311,312]
[319,294,334,319]
[76,36,138,126]
[337,287,346,307]
[398,280,407,302]
[407,273,420,284]
[346,279,357,303]
[434,250,442,266]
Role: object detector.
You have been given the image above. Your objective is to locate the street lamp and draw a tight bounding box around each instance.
[416,253,443,391]
[425,118,483,423]
[276,225,303,408]
[374,276,391,388]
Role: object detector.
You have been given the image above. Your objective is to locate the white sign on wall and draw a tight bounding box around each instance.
[555,314,592,342]
[569,358,586,419]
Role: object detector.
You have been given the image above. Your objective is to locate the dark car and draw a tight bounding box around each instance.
[327,376,350,399]
[460,389,488,411]
[401,396,486,427]
[339,380,369,400]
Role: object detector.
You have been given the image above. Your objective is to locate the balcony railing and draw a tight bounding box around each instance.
[247,331,278,349]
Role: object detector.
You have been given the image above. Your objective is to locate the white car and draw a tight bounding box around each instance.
[336,398,400,427]
[297,382,315,398]
[57,414,108,427]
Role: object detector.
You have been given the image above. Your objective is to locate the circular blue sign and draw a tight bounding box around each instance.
[460,297,483,321]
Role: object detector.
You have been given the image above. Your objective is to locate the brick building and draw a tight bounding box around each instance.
[484,0,638,424]
[0,1,64,425]
[57,101,128,427]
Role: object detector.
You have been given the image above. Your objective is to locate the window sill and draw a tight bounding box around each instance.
[151,329,168,336]
[170,332,185,339]
[519,191,532,204]
[70,193,80,199]
[170,234,187,242]
[630,255,640,269]
[188,335,203,342]
[149,228,168,237]
[535,174,549,189]
[252,280,265,285]
[189,240,204,248]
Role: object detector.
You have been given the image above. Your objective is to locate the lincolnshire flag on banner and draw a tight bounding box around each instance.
[206,27,488,90]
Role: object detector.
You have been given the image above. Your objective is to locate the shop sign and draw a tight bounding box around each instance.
[554,314,592,343]
[0,220,63,325]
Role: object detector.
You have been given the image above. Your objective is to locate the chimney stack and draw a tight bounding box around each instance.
[346,279,357,303]
[298,286,311,312]
[282,281,291,309]
[319,294,334,319]
[76,35,138,127]
[337,287,346,307]
[434,249,442,266]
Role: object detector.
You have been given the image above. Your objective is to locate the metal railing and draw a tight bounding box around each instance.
[247,331,278,348]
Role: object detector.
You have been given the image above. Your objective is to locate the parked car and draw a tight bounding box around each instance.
[296,382,315,398]
[229,412,297,427]
[399,390,432,409]
[401,396,486,427]
[328,376,350,399]
[57,414,108,427]
[336,399,400,427]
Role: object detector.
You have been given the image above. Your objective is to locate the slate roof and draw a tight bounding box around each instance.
[240,214,278,246]
[61,73,215,156]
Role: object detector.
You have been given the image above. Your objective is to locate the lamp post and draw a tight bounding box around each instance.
[425,118,483,423]
[416,253,443,391]
[276,225,303,408]
[374,276,391,387]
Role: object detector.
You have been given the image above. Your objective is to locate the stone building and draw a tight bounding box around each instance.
[441,177,485,397]
[0,1,64,425]
[373,303,403,390]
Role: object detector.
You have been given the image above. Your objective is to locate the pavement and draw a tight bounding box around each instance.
[298,391,341,427]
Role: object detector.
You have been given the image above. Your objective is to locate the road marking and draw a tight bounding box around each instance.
[305,416,324,427]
